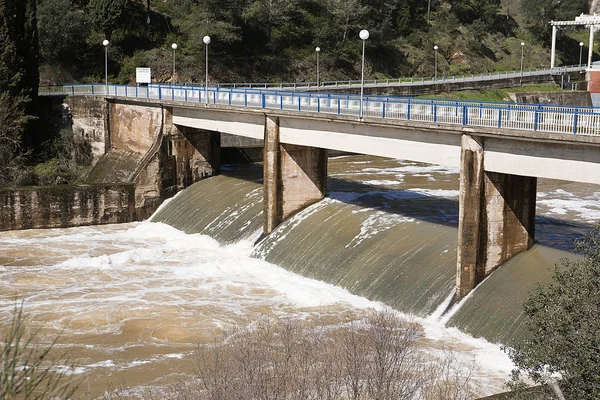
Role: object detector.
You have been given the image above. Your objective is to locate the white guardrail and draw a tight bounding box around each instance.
[39,82,600,136]
[213,65,585,90]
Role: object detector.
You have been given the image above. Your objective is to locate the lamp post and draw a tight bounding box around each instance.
[316,47,321,91]
[359,29,369,119]
[579,42,584,68]
[103,39,109,94]
[433,45,438,80]
[520,42,525,84]
[171,43,177,82]
[203,35,211,104]
[427,0,431,22]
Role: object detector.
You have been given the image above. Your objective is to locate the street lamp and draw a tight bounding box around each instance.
[316,47,321,91]
[203,35,211,104]
[359,29,369,119]
[579,42,584,68]
[433,45,439,80]
[103,39,109,94]
[171,43,177,82]
[520,42,525,84]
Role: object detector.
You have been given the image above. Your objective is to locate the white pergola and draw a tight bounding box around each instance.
[550,14,600,68]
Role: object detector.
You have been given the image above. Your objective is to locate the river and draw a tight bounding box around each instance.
[1,155,598,398]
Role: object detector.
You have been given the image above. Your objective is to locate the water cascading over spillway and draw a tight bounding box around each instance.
[151,155,599,344]
[150,164,264,244]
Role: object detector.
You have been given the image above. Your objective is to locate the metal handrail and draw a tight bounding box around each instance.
[212,65,585,90]
[39,83,600,137]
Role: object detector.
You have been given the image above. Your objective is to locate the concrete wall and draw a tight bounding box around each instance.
[109,101,163,154]
[64,96,108,164]
[510,91,592,106]
[0,184,134,231]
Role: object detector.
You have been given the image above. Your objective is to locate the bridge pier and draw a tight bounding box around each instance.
[162,107,221,195]
[456,134,536,300]
[263,116,327,235]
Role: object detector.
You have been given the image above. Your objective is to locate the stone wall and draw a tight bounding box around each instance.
[0,184,135,231]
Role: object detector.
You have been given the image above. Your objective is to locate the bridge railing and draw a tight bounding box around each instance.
[212,65,584,91]
[39,84,600,136]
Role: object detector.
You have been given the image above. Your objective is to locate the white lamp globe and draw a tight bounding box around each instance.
[203,36,211,45]
[359,29,369,40]
[172,43,177,50]
[521,42,525,46]
[316,47,320,52]
[102,39,109,46]
[580,42,584,47]
[433,45,438,50]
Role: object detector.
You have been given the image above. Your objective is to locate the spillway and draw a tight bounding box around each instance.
[149,155,599,344]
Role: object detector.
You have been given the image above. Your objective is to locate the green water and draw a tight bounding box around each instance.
[446,245,575,344]
[150,164,264,244]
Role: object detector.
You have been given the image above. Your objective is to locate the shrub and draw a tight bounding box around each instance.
[0,303,78,399]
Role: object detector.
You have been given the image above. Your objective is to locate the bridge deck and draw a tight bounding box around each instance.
[43,83,600,137]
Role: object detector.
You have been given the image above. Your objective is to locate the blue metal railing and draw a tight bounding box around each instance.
[39,83,600,137]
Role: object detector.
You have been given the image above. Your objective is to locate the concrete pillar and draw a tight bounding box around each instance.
[456,135,485,300]
[589,25,595,69]
[161,107,221,194]
[264,116,282,234]
[456,134,537,300]
[263,116,327,235]
[479,172,536,281]
[551,25,557,69]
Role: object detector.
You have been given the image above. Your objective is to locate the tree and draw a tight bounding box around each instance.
[38,0,91,72]
[0,0,39,183]
[88,0,127,40]
[507,225,600,399]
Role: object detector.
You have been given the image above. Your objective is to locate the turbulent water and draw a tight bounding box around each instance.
[2,155,599,397]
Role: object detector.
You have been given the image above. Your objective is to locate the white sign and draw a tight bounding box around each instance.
[136,68,152,84]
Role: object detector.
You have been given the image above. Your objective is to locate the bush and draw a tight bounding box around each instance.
[0,303,78,399]
[506,225,600,399]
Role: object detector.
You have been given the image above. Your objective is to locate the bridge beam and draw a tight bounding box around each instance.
[456,134,536,300]
[263,116,327,235]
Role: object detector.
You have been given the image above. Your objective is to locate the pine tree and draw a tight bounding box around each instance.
[0,0,39,184]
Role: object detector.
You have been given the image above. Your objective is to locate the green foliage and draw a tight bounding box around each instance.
[88,0,128,40]
[506,225,600,399]
[37,0,91,70]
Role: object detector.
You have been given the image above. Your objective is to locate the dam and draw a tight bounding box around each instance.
[1,155,598,397]
[1,90,599,396]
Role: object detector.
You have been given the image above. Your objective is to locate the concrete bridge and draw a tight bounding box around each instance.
[43,86,600,300]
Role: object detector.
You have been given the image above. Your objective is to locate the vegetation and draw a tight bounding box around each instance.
[34,0,593,86]
[105,309,479,399]
[0,303,78,399]
[506,225,600,399]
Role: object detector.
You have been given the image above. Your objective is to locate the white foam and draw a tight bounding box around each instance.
[406,188,460,198]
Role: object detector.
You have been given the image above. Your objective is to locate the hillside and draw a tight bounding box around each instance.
[37,0,595,85]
